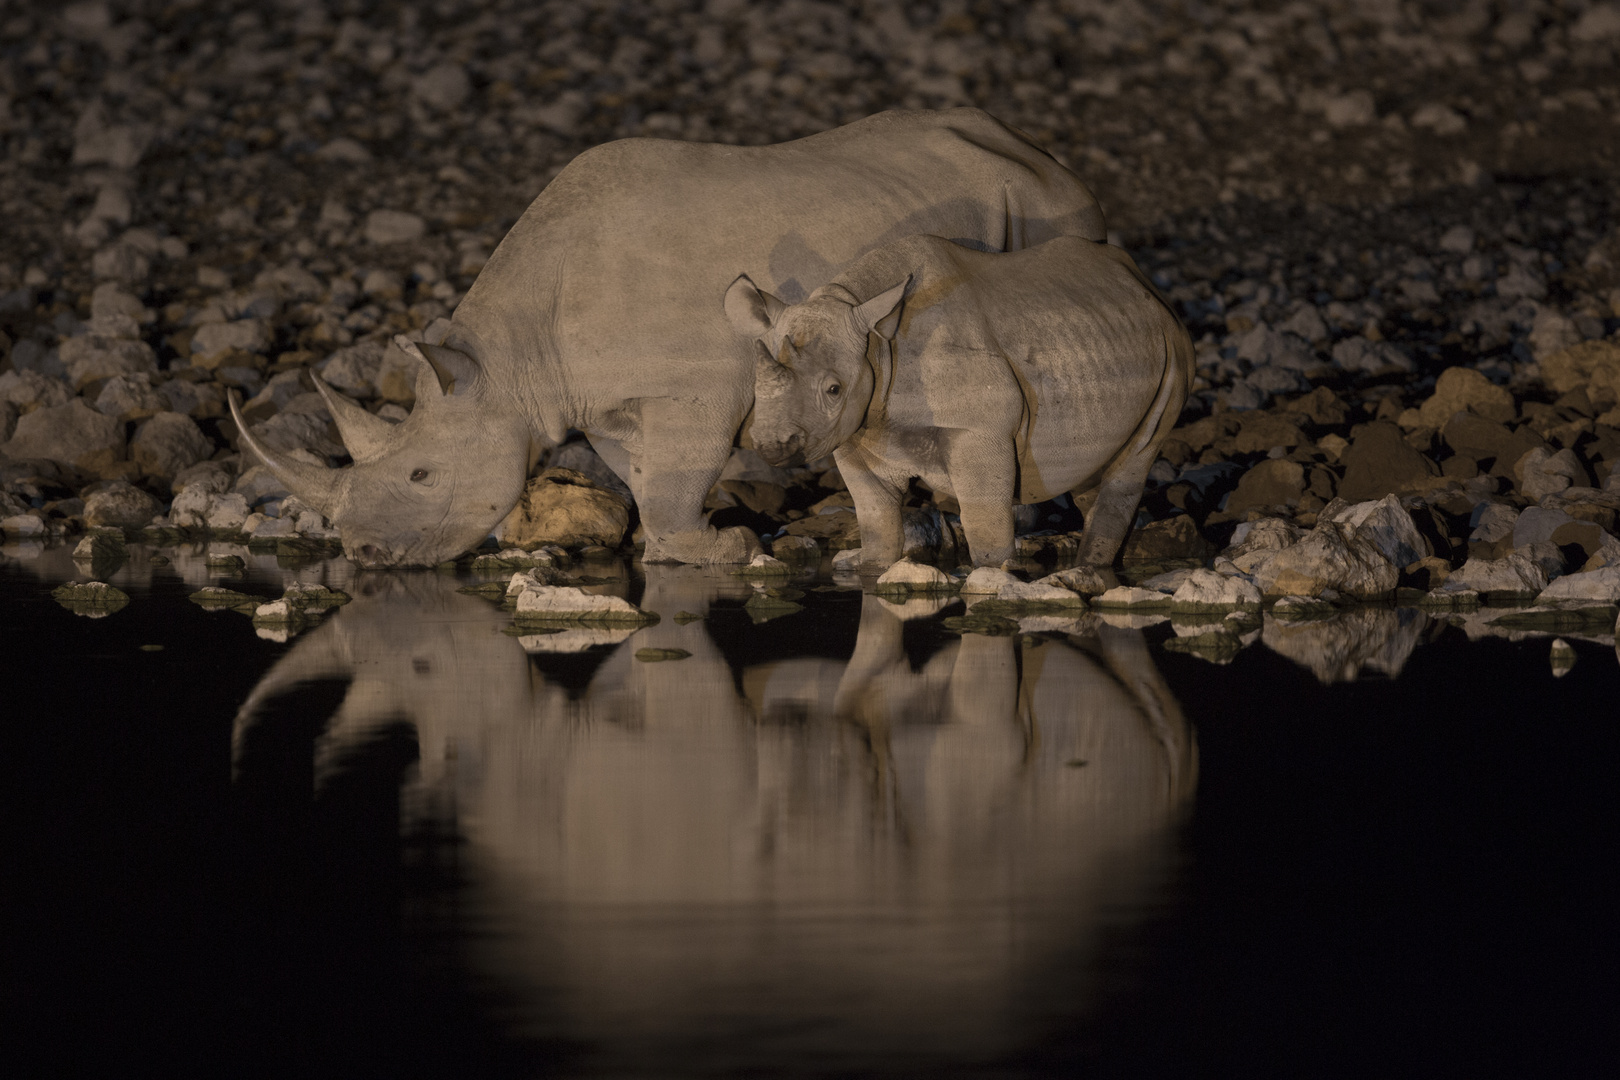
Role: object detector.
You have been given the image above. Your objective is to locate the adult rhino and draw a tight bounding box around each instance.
[232,108,1106,567]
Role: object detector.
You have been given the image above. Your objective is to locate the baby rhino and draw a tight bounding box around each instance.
[725,235,1194,569]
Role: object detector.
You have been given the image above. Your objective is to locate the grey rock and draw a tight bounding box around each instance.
[84,480,161,529]
[59,334,158,390]
[2,399,125,472]
[364,210,426,245]
[131,412,214,486]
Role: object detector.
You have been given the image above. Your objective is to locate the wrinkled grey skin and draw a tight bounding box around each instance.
[730,234,1194,569]
[233,109,1106,568]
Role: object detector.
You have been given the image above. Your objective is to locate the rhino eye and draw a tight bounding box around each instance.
[410,468,430,483]
[826,383,841,397]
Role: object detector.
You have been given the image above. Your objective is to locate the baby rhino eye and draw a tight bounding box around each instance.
[410,468,430,483]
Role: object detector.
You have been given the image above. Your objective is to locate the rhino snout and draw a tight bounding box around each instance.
[758,430,807,467]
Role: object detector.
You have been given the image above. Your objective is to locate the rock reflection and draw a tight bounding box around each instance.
[1261,607,1429,683]
[233,566,1196,1074]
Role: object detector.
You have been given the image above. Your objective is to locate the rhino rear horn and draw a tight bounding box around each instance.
[311,369,395,463]
[416,342,481,397]
[228,389,342,517]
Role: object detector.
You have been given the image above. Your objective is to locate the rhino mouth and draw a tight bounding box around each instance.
[758,430,807,468]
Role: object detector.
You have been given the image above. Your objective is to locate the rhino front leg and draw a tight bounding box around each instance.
[836,445,906,569]
[634,396,763,565]
[945,429,1018,567]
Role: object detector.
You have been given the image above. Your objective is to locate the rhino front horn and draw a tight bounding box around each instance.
[310,369,394,463]
[228,389,343,517]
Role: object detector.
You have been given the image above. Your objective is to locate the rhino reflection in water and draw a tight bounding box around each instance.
[235,569,1195,1069]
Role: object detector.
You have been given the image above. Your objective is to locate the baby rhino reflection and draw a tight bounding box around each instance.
[234,569,1196,1067]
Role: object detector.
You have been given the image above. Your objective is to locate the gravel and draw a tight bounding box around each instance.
[0,0,1616,604]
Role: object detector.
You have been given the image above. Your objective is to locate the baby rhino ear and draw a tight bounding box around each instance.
[724,274,786,337]
[854,277,909,341]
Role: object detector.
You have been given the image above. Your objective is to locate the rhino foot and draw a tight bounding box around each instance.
[643,525,763,565]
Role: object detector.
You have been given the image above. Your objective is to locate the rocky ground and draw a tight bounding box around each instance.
[4,0,1620,658]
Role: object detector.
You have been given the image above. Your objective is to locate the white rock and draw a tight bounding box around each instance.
[1325,494,1429,569]
[994,580,1084,604]
[1250,520,1398,598]
[1534,564,1620,603]
[831,547,863,569]
[1037,565,1116,596]
[960,566,1021,593]
[1093,586,1174,609]
[1514,447,1586,502]
[205,493,251,531]
[412,63,470,111]
[251,515,297,539]
[1440,554,1550,597]
[513,584,652,622]
[190,318,271,363]
[1171,568,1263,610]
[874,558,957,591]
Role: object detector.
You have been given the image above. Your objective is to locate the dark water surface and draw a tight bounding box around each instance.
[3,542,1616,1079]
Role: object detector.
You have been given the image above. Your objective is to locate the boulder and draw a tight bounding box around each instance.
[319,339,387,398]
[512,584,656,626]
[1222,517,1304,573]
[496,467,632,549]
[0,370,75,411]
[992,579,1086,606]
[1,399,125,473]
[874,558,958,594]
[1250,520,1398,598]
[1540,340,1620,396]
[1513,506,1575,549]
[131,412,214,486]
[1323,494,1430,569]
[1438,554,1549,599]
[93,373,168,421]
[83,480,161,529]
[1535,564,1620,603]
[1038,565,1117,596]
[768,534,821,561]
[960,566,1022,594]
[1092,585,1175,609]
[1331,336,1414,375]
[1120,514,1212,562]
[1442,413,1544,475]
[1417,366,1515,427]
[59,334,157,390]
[175,460,236,496]
[1337,421,1438,502]
[189,319,272,367]
[1223,458,1306,516]
[1170,568,1263,610]
[1513,447,1587,501]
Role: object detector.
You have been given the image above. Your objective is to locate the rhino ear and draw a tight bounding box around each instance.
[725,274,786,338]
[415,342,480,398]
[854,277,909,341]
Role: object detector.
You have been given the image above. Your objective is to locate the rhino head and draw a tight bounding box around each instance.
[231,338,535,569]
[724,273,908,467]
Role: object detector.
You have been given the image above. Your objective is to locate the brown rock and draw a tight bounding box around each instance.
[1230,412,1308,455]
[1540,340,1620,396]
[1417,366,1516,428]
[131,412,215,486]
[83,479,162,529]
[782,508,861,550]
[1282,385,1349,427]
[1171,413,1243,454]
[496,467,632,549]
[1223,459,1306,517]
[1,398,125,472]
[1121,514,1213,562]
[1337,421,1439,502]
[1441,413,1545,476]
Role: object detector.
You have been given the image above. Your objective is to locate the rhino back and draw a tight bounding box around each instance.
[454,110,1104,404]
